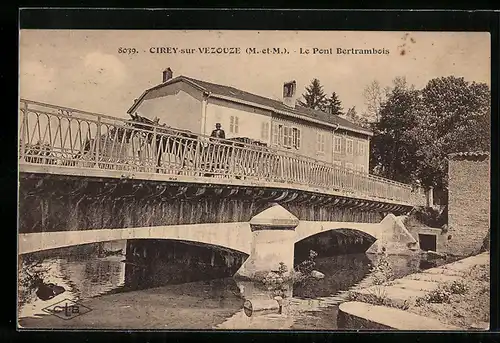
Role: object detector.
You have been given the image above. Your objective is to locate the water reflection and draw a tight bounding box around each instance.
[18,256,126,319]
[123,239,247,290]
[293,254,374,298]
[18,241,127,319]
[18,239,246,319]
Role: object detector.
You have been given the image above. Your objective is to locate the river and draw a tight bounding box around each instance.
[18,240,450,330]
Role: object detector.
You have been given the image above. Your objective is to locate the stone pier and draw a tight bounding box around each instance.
[234,204,299,281]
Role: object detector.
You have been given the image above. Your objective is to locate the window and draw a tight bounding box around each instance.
[333,160,342,167]
[261,122,270,140]
[345,162,354,170]
[334,136,342,153]
[358,141,365,156]
[230,116,239,134]
[354,140,359,155]
[272,123,280,145]
[358,164,365,173]
[271,123,301,148]
[316,132,325,154]
[359,142,366,156]
[283,126,293,147]
[346,138,353,155]
[292,128,301,149]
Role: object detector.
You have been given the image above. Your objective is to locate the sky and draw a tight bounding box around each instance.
[19,30,491,119]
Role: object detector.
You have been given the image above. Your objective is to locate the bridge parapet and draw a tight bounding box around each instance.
[19,99,426,206]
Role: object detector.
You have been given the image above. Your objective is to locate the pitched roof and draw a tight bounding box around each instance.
[128,75,372,136]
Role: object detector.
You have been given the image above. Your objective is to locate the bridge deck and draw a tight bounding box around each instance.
[18,99,426,206]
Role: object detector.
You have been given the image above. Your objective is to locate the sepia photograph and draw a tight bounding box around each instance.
[18,29,491,330]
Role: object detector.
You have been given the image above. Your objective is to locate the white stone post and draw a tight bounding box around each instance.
[234,204,299,281]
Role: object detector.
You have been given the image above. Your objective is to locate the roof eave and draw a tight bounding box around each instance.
[127,77,373,137]
[210,93,373,137]
[127,76,208,114]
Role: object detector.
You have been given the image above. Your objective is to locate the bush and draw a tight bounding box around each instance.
[263,262,292,298]
[421,287,452,304]
[416,279,470,306]
[447,280,469,295]
[348,287,410,311]
[18,255,51,307]
[370,254,395,285]
[412,206,447,228]
[295,250,318,275]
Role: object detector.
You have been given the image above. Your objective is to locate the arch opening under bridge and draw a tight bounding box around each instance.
[294,228,377,263]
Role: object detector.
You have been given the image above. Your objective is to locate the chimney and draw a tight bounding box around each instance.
[283,80,297,108]
[162,68,173,83]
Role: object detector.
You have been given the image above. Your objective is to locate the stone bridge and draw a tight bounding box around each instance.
[19,204,418,279]
[18,99,423,280]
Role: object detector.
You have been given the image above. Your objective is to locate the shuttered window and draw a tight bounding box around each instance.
[334,135,342,153]
[316,133,325,154]
[283,126,293,147]
[272,123,279,145]
[230,116,239,134]
[346,139,354,155]
[292,128,301,149]
[261,122,270,140]
[359,141,365,156]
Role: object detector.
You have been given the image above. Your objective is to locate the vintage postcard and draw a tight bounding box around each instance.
[18,29,491,331]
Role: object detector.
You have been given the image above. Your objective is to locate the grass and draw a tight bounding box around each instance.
[347,286,410,311]
[408,260,490,329]
[346,253,489,329]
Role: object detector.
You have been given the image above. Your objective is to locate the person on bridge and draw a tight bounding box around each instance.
[210,123,226,139]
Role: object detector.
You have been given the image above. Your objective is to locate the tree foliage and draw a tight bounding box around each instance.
[298,78,327,111]
[370,76,491,189]
[327,92,343,116]
[345,106,370,129]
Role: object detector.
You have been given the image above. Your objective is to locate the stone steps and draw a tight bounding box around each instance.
[339,301,462,330]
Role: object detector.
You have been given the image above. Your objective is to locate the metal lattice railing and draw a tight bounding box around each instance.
[18,99,427,205]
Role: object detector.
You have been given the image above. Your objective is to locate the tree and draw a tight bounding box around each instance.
[413,76,490,188]
[345,106,370,128]
[370,83,422,184]
[298,78,327,111]
[370,75,491,190]
[363,80,385,122]
[326,92,343,116]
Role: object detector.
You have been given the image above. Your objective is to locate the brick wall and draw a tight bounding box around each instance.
[444,153,490,256]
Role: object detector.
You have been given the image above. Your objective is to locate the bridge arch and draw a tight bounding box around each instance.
[18,223,252,255]
[293,221,380,262]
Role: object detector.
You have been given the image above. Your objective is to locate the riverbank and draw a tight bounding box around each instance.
[342,252,490,330]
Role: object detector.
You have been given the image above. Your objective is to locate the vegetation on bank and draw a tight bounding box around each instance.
[262,250,321,299]
[346,254,490,329]
[409,262,490,329]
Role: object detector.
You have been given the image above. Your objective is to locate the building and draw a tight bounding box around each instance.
[127,68,373,173]
[444,151,490,256]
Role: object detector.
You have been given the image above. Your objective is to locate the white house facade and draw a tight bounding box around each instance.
[127,68,372,173]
